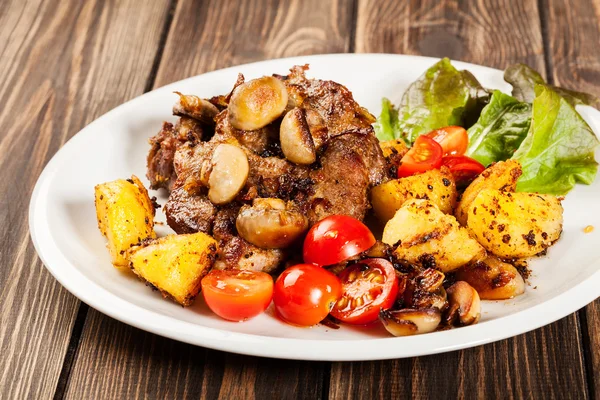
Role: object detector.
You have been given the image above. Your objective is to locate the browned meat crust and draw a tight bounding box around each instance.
[212,206,286,273]
[164,186,216,234]
[282,65,376,141]
[146,118,204,191]
[148,65,387,273]
[306,130,386,224]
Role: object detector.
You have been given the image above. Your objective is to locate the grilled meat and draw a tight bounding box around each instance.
[146,118,204,191]
[212,206,286,273]
[306,130,386,224]
[164,186,216,234]
[283,65,376,141]
[149,65,388,272]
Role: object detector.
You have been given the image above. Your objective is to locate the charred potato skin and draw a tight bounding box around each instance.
[379,139,408,176]
[371,167,457,222]
[95,176,156,267]
[382,199,486,273]
[379,139,408,158]
[467,189,563,258]
[127,233,218,306]
[456,160,522,226]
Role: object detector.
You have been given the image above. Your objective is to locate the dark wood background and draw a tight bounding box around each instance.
[1,0,598,398]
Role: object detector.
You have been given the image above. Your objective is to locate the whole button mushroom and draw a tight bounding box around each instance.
[207,144,249,205]
[379,308,442,336]
[236,198,309,249]
[280,107,317,165]
[173,92,219,125]
[445,281,481,326]
[228,76,288,131]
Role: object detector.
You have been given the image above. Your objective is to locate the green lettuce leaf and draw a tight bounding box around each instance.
[397,58,489,144]
[466,90,532,166]
[513,85,599,194]
[504,64,600,108]
[374,98,401,142]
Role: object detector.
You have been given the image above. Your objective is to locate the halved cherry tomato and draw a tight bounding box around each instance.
[303,215,376,266]
[397,135,443,178]
[273,264,342,326]
[330,258,399,325]
[425,126,469,156]
[201,270,273,322]
[442,155,486,188]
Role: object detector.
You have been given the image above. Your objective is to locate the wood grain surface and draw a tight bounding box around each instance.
[154,0,355,86]
[2,0,598,398]
[542,0,600,396]
[355,0,544,70]
[63,0,352,398]
[0,0,171,399]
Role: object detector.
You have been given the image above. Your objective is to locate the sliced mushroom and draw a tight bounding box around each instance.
[304,109,328,149]
[228,76,288,131]
[410,287,447,311]
[404,282,448,311]
[380,308,442,337]
[455,257,525,300]
[236,198,309,249]
[280,108,317,164]
[416,268,445,292]
[362,240,391,259]
[403,269,448,311]
[207,144,249,205]
[445,281,481,326]
[173,92,219,125]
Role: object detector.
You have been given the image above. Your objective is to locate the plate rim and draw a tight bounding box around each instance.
[29,53,600,361]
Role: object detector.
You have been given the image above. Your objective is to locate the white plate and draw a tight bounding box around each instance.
[29,54,600,361]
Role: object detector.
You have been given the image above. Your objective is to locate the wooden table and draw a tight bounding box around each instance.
[2,0,599,398]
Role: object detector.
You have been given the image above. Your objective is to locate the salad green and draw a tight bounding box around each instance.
[375,59,599,195]
[466,90,531,167]
[387,58,489,144]
[504,63,600,108]
[373,98,400,142]
[513,85,599,194]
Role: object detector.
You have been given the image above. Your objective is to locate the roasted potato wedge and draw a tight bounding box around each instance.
[371,167,457,222]
[95,176,156,267]
[379,139,408,173]
[382,199,486,272]
[379,139,408,158]
[455,257,525,300]
[127,233,218,306]
[467,189,563,258]
[455,160,522,225]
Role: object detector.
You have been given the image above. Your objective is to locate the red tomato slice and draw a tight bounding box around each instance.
[331,258,399,325]
[273,264,342,326]
[201,270,273,322]
[303,215,376,266]
[397,135,443,178]
[425,126,469,156]
[442,155,486,188]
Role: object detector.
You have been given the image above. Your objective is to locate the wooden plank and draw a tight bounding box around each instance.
[542,0,600,395]
[582,301,600,397]
[328,1,590,399]
[0,0,172,399]
[355,0,544,69]
[154,0,355,86]
[64,313,327,399]
[64,0,353,398]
